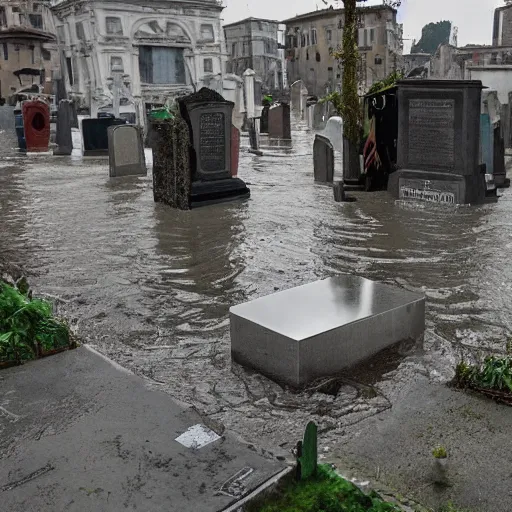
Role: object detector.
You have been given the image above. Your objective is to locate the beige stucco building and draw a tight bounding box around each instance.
[0,0,60,103]
[283,5,402,97]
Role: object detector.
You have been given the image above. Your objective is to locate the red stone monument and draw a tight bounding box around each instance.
[22,100,50,152]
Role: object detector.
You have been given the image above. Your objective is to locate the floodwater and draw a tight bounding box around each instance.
[1,114,512,452]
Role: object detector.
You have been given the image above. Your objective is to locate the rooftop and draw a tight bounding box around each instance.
[282,3,395,24]
[223,17,281,29]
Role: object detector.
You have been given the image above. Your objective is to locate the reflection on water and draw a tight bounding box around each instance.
[0,125,511,447]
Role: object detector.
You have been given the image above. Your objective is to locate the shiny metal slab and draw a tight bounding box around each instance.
[230,276,425,387]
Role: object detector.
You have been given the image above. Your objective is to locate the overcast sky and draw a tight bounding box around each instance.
[222,0,502,53]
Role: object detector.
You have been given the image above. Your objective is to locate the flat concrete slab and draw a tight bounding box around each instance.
[0,347,284,512]
[230,276,425,387]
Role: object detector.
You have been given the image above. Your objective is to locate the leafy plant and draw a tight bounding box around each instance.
[247,464,401,512]
[368,71,404,96]
[0,281,72,365]
[432,446,447,459]
[454,357,512,393]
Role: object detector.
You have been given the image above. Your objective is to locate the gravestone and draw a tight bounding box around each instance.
[178,87,250,207]
[388,80,486,205]
[313,134,334,184]
[231,125,240,177]
[54,100,74,156]
[268,103,291,141]
[82,117,126,156]
[290,80,308,118]
[260,105,270,133]
[23,100,50,152]
[150,116,191,210]
[230,276,425,387]
[297,422,318,481]
[108,125,146,177]
[312,103,326,130]
[322,116,343,154]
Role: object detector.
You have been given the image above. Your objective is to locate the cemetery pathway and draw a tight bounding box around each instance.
[1,122,512,510]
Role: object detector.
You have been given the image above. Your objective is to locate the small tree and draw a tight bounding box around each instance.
[329,0,402,181]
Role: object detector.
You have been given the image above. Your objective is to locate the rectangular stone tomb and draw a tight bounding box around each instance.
[108,124,147,177]
[230,276,425,387]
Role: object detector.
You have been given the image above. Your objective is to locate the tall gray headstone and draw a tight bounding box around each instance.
[54,100,74,156]
[388,79,485,205]
[313,134,334,184]
[108,125,147,177]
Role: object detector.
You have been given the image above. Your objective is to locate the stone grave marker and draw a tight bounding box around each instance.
[230,276,425,387]
[297,422,318,481]
[177,87,250,207]
[54,100,74,156]
[268,103,291,141]
[313,134,334,184]
[322,116,343,154]
[231,125,240,177]
[290,80,308,118]
[108,125,147,177]
[313,103,326,130]
[388,79,486,204]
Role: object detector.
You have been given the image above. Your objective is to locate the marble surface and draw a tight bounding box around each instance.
[230,276,424,341]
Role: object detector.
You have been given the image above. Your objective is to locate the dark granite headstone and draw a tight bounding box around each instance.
[260,105,270,133]
[150,116,191,210]
[268,103,291,140]
[388,80,485,204]
[108,125,146,177]
[177,87,250,207]
[82,117,126,156]
[54,100,73,155]
[313,134,334,184]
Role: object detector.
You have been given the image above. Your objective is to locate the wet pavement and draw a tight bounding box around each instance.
[1,117,512,459]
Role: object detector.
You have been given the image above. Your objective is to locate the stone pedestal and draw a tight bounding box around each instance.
[230,276,425,387]
[54,100,74,156]
[389,80,486,204]
[268,104,291,141]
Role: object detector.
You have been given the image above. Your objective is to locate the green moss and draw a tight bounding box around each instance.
[0,281,72,365]
[432,446,447,459]
[246,465,401,512]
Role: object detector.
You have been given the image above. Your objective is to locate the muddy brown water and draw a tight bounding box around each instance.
[1,121,512,452]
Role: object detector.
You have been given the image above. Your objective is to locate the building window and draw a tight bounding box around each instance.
[326,29,332,42]
[0,7,6,27]
[106,17,123,35]
[29,13,42,29]
[301,34,306,47]
[338,19,343,29]
[306,50,309,60]
[138,46,185,84]
[2,42,7,60]
[311,28,317,45]
[42,48,51,61]
[75,22,85,41]
[231,42,237,56]
[316,52,321,62]
[29,45,35,64]
[57,26,66,44]
[111,56,124,72]
[370,28,375,44]
[375,55,382,65]
[306,33,310,46]
[66,57,73,86]
[204,58,213,73]
[200,24,214,42]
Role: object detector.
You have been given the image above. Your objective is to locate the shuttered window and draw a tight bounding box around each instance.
[139,46,186,84]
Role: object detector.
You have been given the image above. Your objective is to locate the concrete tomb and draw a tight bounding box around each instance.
[388,80,486,205]
[230,276,425,387]
[313,134,334,184]
[108,125,147,177]
[54,100,75,156]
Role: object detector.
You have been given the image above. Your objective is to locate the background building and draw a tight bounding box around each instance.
[283,4,403,96]
[493,1,512,46]
[51,0,227,124]
[224,17,282,90]
[0,0,59,103]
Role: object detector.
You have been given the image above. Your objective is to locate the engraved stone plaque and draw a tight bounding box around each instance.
[199,112,226,173]
[408,99,455,168]
[399,177,463,204]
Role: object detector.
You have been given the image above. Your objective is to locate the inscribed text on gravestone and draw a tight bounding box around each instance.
[199,112,225,173]
[408,99,455,169]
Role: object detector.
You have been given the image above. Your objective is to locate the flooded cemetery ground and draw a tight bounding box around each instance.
[1,122,512,455]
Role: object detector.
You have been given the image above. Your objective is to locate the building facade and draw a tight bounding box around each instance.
[0,0,60,103]
[283,5,403,97]
[224,18,282,90]
[51,0,227,124]
[493,1,512,46]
